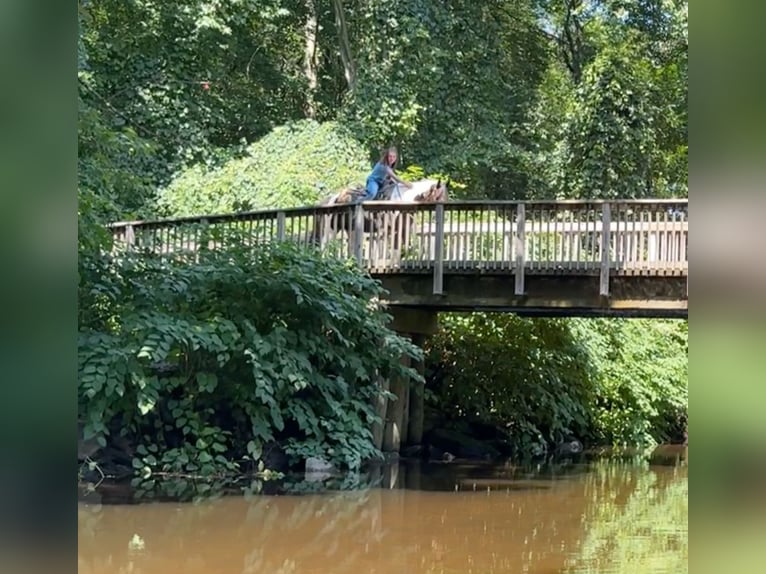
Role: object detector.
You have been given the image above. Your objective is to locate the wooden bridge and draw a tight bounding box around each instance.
[110,199,688,318]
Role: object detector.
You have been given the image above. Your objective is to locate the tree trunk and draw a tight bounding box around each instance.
[303,0,319,118]
[332,0,356,91]
[560,0,585,84]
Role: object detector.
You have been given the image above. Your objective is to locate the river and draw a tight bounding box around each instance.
[78,446,687,574]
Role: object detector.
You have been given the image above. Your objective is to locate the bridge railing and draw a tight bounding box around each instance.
[109,199,687,296]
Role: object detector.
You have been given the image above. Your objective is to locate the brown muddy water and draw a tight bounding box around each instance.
[78,447,687,574]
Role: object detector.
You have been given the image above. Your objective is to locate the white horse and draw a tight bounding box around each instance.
[311,178,448,250]
[382,178,449,203]
[370,179,449,257]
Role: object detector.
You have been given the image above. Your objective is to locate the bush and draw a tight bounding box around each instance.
[425,314,687,456]
[156,120,371,216]
[78,240,422,482]
[577,319,688,446]
[426,314,594,456]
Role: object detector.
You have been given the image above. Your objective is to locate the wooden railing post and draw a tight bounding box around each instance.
[353,203,364,266]
[433,203,445,295]
[276,211,286,241]
[600,203,611,297]
[514,203,525,296]
[125,224,135,252]
[200,218,210,252]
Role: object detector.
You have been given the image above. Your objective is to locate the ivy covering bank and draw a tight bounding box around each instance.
[156,120,371,216]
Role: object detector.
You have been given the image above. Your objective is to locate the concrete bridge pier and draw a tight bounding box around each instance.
[377,308,438,454]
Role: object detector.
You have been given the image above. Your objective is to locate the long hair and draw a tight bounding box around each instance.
[378,146,398,168]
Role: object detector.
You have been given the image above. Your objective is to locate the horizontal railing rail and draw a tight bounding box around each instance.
[109,199,688,297]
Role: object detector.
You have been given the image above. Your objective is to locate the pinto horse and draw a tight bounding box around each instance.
[310,178,449,252]
[377,179,449,251]
[309,184,374,247]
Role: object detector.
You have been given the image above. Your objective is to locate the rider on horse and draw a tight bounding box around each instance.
[365,146,412,201]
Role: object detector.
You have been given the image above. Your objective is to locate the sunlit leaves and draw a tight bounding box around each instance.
[427,313,687,455]
[157,120,370,214]
[526,1,687,200]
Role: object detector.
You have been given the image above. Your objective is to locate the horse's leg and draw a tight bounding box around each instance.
[399,213,410,251]
[386,211,401,268]
[323,211,338,249]
[392,212,400,251]
[310,213,322,246]
[406,213,416,258]
[369,212,384,267]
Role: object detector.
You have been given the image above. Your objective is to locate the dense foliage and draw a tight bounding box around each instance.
[525,0,687,200]
[156,120,370,215]
[79,0,687,205]
[78,242,422,479]
[77,0,688,477]
[426,314,687,454]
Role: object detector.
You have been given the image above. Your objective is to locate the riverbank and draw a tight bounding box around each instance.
[79,443,687,505]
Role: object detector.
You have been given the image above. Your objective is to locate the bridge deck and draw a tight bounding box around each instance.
[109,199,688,317]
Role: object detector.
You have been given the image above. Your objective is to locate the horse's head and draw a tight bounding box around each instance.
[416,178,449,202]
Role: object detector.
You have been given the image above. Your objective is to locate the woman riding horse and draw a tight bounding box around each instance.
[310,144,448,248]
[365,146,412,201]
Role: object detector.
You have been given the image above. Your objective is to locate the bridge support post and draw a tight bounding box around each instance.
[401,368,410,446]
[125,224,135,251]
[276,211,286,241]
[383,309,438,453]
[515,203,525,295]
[371,373,389,452]
[382,354,409,453]
[433,204,445,294]
[353,204,364,265]
[407,333,426,446]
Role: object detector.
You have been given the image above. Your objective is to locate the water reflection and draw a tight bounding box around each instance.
[565,460,688,574]
[78,450,687,574]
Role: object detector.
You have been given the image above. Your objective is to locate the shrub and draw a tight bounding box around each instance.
[576,319,688,446]
[426,314,594,456]
[78,240,421,482]
[426,314,687,456]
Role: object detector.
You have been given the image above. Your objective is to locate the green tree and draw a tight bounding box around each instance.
[79,0,312,186]
[426,314,594,456]
[527,0,687,199]
[342,0,549,198]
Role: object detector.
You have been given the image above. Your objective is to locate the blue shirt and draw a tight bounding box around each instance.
[368,161,389,186]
